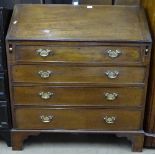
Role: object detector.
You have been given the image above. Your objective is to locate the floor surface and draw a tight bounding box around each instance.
[0,133,155,154]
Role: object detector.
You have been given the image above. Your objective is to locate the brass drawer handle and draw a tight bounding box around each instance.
[38,70,52,79]
[39,92,54,100]
[36,48,53,57]
[106,49,121,58]
[40,115,54,123]
[105,70,119,79]
[104,116,116,124]
[105,93,118,101]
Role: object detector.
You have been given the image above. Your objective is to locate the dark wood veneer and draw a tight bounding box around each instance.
[13,86,145,107]
[6,5,151,151]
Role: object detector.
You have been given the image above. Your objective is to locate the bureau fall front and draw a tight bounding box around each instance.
[6,4,152,151]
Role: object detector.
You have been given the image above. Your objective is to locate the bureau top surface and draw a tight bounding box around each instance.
[6,4,151,42]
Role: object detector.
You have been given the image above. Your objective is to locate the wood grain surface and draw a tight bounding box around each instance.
[7,5,151,42]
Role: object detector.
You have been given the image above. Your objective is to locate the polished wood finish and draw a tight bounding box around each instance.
[6,5,151,151]
[141,0,155,148]
[7,5,151,42]
[15,45,144,64]
[12,65,146,84]
[13,86,144,107]
[11,131,40,150]
[132,133,144,152]
[15,108,142,130]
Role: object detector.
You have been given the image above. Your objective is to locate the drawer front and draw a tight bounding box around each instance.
[0,102,9,129]
[15,45,143,64]
[15,108,142,130]
[13,86,144,107]
[12,65,145,84]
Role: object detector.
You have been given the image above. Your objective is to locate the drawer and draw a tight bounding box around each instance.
[15,108,142,130]
[12,65,146,84]
[15,45,143,64]
[0,101,9,129]
[13,86,144,107]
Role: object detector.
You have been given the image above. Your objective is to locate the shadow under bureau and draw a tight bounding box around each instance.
[6,4,152,151]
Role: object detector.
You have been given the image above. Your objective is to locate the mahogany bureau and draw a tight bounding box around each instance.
[6,5,151,151]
